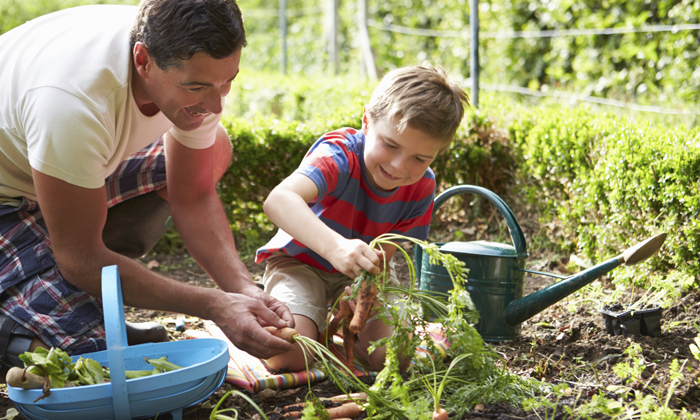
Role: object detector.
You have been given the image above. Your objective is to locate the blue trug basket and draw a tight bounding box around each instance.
[8,265,230,420]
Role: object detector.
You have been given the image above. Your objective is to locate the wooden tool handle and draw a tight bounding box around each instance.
[5,367,46,389]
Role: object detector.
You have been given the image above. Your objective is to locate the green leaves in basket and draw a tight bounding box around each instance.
[19,347,183,388]
[74,356,108,385]
[145,356,182,373]
[19,347,76,388]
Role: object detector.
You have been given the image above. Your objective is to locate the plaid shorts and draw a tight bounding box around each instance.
[0,138,167,355]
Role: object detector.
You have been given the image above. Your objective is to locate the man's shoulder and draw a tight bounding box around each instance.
[2,5,137,112]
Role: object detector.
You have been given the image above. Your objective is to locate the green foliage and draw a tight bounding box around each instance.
[0,0,138,35]
[217,81,700,295]
[225,70,372,122]
[217,77,516,256]
[238,0,361,77]
[291,234,543,419]
[434,109,518,198]
[18,347,181,390]
[496,0,700,109]
[300,393,331,420]
[508,102,700,290]
[4,0,696,291]
[217,115,350,255]
[210,389,270,420]
[20,347,75,389]
[611,343,645,384]
[6,0,700,116]
[691,331,700,362]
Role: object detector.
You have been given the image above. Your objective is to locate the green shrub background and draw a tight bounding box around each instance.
[3,1,698,293]
[215,80,699,294]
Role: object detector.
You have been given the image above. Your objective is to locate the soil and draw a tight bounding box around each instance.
[2,250,699,420]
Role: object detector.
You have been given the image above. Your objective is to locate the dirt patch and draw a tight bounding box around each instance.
[2,252,699,419]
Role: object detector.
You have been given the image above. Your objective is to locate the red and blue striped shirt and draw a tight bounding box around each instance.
[256,128,435,273]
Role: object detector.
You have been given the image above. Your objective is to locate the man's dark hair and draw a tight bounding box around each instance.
[129,0,247,70]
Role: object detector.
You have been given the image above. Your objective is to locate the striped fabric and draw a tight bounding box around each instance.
[197,321,449,392]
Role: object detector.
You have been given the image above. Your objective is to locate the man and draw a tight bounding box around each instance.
[0,0,295,371]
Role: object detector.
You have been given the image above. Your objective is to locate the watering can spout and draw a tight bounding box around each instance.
[504,233,667,327]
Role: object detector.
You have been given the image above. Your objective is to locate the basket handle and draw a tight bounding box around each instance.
[101,265,132,420]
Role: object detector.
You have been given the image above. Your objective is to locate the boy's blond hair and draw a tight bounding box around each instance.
[365,63,469,143]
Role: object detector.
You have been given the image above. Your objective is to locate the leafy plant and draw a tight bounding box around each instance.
[611,343,646,386]
[209,389,269,420]
[18,347,182,389]
[290,234,545,419]
[690,326,700,363]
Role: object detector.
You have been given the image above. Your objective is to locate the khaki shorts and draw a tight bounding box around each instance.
[262,252,400,331]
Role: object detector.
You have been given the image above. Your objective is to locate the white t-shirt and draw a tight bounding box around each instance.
[0,5,221,204]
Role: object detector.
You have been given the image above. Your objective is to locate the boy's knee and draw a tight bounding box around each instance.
[264,349,312,373]
[367,348,410,371]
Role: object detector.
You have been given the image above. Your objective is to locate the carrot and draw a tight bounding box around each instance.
[323,392,368,403]
[319,299,351,344]
[348,280,379,333]
[433,407,449,420]
[281,402,306,412]
[282,402,361,419]
[327,402,362,419]
[263,326,299,343]
[342,322,355,369]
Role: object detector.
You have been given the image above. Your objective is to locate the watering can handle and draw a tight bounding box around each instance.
[433,185,527,256]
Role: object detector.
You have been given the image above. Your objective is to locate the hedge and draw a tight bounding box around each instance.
[509,106,700,290]
[216,109,515,257]
[214,100,699,293]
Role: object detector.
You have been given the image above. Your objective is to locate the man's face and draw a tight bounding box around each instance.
[134,46,241,131]
[362,111,444,192]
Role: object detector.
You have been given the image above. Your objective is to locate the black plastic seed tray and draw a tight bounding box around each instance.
[600,303,662,338]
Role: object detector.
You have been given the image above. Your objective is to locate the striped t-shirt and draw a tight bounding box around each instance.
[256,128,436,273]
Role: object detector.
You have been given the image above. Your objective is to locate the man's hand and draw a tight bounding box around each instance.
[210,289,296,359]
[237,282,295,328]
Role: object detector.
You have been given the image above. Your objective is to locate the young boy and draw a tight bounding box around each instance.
[256,64,469,372]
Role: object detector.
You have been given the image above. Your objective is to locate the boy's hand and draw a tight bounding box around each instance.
[327,238,383,278]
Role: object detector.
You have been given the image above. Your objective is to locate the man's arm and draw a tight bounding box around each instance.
[31,167,295,359]
[162,131,253,294]
[263,173,383,278]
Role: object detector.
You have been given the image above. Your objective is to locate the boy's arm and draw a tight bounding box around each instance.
[264,173,383,278]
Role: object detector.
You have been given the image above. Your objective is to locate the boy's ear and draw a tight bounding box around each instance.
[361,106,370,135]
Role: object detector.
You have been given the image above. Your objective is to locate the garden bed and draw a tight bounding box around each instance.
[1,252,698,419]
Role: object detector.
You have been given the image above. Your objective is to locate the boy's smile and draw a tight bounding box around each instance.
[362,113,445,192]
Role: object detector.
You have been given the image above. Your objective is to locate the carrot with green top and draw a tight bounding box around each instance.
[319,298,351,344]
[342,322,355,370]
[263,326,299,343]
[349,276,379,333]
[433,407,449,419]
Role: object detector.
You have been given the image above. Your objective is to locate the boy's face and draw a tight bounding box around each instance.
[362,110,445,192]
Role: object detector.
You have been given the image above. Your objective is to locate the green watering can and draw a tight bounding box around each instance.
[414,185,667,342]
